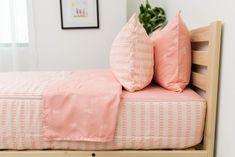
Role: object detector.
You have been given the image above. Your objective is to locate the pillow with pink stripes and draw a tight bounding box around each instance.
[110,14,154,92]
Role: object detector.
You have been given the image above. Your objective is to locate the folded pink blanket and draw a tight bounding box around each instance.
[42,70,122,142]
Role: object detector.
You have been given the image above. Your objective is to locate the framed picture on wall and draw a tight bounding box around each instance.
[60,0,99,29]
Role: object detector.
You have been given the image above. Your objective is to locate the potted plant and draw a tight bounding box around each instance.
[139,0,167,35]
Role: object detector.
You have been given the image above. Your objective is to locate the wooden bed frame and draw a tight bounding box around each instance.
[0,21,222,157]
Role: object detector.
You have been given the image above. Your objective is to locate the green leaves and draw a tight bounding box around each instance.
[139,0,167,35]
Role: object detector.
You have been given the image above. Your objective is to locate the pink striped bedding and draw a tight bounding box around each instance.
[0,71,206,150]
[110,14,154,92]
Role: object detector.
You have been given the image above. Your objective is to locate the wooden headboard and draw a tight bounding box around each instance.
[190,21,222,157]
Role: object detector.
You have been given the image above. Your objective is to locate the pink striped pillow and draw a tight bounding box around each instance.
[110,14,154,92]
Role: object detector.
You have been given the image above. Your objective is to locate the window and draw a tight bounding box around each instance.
[0,0,29,46]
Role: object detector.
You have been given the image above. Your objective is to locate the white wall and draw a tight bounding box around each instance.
[127,1,235,156]
[33,0,126,70]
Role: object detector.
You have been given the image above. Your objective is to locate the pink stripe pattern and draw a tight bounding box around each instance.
[110,14,154,92]
[0,99,206,150]
[0,71,206,150]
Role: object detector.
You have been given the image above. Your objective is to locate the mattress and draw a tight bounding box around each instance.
[0,71,206,150]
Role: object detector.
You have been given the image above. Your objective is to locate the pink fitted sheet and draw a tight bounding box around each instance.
[121,85,203,101]
[0,71,206,150]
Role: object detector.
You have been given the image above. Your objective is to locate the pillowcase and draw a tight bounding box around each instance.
[151,13,191,92]
[110,14,154,92]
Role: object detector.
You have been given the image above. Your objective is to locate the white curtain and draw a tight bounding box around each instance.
[0,0,37,72]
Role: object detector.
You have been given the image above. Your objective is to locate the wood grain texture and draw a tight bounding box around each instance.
[191,72,207,91]
[192,51,208,66]
[190,26,210,42]
[203,21,222,157]
[0,150,207,157]
[190,21,222,157]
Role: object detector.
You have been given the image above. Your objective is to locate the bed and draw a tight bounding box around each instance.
[0,21,222,157]
[0,71,205,150]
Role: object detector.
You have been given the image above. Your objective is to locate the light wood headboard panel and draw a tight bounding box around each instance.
[190,21,222,157]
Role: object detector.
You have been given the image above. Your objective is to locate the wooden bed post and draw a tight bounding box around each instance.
[203,21,222,157]
[190,21,222,157]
